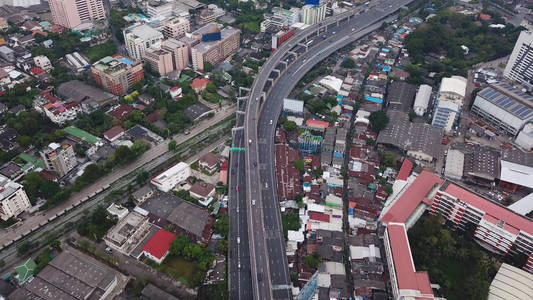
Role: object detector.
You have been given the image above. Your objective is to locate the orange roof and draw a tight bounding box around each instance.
[190,78,210,89]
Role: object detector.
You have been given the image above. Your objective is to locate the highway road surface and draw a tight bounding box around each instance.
[231,0,415,299]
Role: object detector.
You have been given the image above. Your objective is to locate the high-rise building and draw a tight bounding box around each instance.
[48,0,106,29]
[162,17,190,39]
[504,31,533,88]
[145,47,174,76]
[162,38,189,71]
[301,2,326,25]
[124,24,164,61]
[40,142,78,177]
[0,175,31,221]
[191,25,240,72]
[91,54,144,95]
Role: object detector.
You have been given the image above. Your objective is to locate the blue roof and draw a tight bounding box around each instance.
[382,66,391,72]
[365,96,383,103]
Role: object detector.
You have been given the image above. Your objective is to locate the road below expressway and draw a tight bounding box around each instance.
[229,0,415,299]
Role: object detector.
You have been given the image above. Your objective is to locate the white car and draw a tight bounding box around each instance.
[269,120,273,125]
[237,237,241,244]
[265,182,268,189]
[249,139,252,144]
[252,199,256,205]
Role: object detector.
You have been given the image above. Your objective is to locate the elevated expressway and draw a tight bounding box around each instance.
[229,0,414,299]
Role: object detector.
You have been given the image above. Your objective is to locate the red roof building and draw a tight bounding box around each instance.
[103,125,125,142]
[396,158,413,181]
[305,119,330,130]
[381,170,533,291]
[190,78,210,93]
[110,104,135,120]
[309,212,330,223]
[30,67,44,75]
[219,161,228,185]
[142,229,176,264]
[479,13,491,20]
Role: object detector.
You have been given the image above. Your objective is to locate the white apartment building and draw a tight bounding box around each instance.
[504,31,533,89]
[0,175,31,221]
[301,3,326,25]
[151,161,191,192]
[124,24,164,61]
[33,55,53,72]
[146,0,174,19]
[40,142,78,177]
[162,17,190,39]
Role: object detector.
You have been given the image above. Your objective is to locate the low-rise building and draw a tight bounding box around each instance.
[104,210,151,255]
[472,82,533,137]
[132,185,154,204]
[33,55,52,71]
[151,162,191,192]
[9,251,119,300]
[33,91,81,125]
[189,181,216,201]
[142,228,176,264]
[377,111,442,164]
[103,125,125,142]
[0,175,31,221]
[199,152,220,174]
[431,76,467,134]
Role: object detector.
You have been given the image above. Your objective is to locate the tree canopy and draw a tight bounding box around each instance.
[369,111,389,132]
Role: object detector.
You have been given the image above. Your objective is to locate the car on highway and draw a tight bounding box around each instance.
[236,185,239,191]
[249,139,252,144]
[237,237,241,244]
[238,262,241,269]
[258,273,262,281]
[265,182,268,189]
[252,199,256,206]
[269,119,273,125]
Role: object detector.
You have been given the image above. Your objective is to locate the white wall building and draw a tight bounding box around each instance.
[124,24,164,61]
[431,76,466,134]
[504,31,533,89]
[515,123,533,152]
[146,1,174,19]
[301,3,326,25]
[33,55,53,71]
[471,83,533,137]
[40,142,78,177]
[444,150,464,180]
[413,84,432,116]
[104,211,151,256]
[0,175,31,221]
[151,161,191,192]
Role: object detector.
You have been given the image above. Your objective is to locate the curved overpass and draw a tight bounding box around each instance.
[229,0,415,299]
